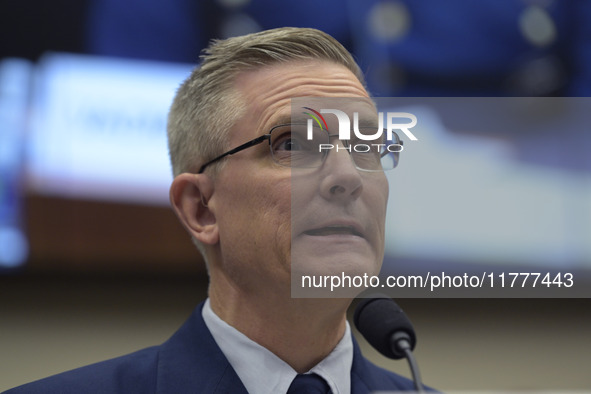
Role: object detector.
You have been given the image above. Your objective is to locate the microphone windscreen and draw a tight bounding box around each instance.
[354,296,417,359]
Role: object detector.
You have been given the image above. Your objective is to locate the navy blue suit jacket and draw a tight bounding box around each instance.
[5,302,416,393]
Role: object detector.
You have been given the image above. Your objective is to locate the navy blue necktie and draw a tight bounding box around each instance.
[287,373,331,394]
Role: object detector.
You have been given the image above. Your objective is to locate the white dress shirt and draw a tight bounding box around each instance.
[202,298,353,394]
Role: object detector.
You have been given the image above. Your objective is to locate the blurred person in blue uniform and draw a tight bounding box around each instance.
[87,0,591,96]
[348,0,591,96]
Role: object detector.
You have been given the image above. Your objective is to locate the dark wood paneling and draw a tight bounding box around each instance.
[24,195,205,274]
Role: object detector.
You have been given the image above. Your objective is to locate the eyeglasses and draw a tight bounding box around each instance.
[197,123,403,174]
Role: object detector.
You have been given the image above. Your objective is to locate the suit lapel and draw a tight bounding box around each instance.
[155,302,248,394]
[350,336,375,394]
[350,335,416,393]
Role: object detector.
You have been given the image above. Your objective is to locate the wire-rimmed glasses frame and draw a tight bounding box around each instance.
[197,123,402,174]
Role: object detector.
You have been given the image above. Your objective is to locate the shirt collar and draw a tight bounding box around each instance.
[202,298,353,394]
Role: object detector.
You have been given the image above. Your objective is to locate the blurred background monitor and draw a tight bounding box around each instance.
[26,53,191,205]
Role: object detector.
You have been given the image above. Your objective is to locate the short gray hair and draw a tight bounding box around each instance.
[167,27,365,177]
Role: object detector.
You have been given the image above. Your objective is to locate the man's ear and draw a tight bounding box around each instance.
[170,173,219,246]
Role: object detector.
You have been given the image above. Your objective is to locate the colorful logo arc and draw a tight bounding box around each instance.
[302,107,328,131]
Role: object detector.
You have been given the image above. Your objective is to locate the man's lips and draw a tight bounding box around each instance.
[303,224,364,238]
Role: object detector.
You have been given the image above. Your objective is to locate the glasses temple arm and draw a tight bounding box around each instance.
[197,134,270,173]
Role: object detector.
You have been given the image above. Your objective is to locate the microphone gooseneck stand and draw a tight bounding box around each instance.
[354,296,425,392]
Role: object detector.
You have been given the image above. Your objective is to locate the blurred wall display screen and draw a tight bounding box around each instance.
[27,54,194,205]
[380,98,591,277]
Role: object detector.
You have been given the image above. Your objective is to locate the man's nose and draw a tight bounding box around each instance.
[318,139,363,202]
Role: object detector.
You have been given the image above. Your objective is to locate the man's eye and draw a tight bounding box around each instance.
[275,135,301,151]
[273,132,310,151]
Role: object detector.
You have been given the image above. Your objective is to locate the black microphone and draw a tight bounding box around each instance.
[354,296,425,392]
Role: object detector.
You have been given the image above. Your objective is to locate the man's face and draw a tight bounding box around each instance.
[209,61,389,296]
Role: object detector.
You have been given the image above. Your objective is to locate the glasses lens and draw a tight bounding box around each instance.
[270,124,328,168]
[350,128,401,171]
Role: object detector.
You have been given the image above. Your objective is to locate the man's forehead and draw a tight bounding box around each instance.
[233,60,369,135]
